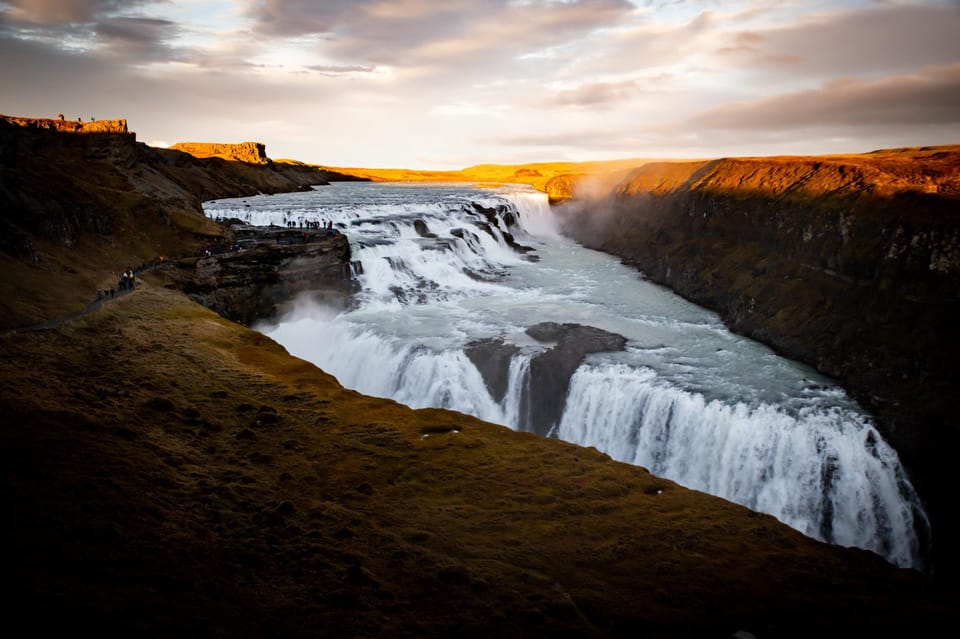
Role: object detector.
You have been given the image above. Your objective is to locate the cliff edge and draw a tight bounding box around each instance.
[550,145,960,577]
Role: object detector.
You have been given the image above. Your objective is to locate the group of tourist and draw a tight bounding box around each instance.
[95,268,136,301]
[118,268,136,291]
[285,220,336,230]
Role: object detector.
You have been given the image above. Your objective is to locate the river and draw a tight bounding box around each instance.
[204,181,928,569]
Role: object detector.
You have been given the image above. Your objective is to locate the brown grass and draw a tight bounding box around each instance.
[1,280,952,637]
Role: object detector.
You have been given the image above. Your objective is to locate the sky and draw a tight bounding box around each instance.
[1,0,959,168]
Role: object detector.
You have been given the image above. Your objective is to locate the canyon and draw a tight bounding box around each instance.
[2,116,958,636]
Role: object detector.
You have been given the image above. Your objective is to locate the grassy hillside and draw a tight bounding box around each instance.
[0,118,348,330]
[3,283,952,637]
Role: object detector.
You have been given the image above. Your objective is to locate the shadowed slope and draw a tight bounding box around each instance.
[1,284,951,637]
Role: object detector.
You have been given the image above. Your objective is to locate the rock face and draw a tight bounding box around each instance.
[170,142,270,164]
[466,324,628,436]
[175,231,356,325]
[465,338,520,403]
[550,146,960,577]
[544,173,581,204]
[523,322,628,436]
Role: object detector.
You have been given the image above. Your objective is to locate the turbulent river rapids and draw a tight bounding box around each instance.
[205,182,929,569]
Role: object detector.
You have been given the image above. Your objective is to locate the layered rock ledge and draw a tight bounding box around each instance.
[172,228,356,325]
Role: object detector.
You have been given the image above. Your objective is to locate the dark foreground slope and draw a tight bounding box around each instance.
[2,285,953,638]
[548,146,960,578]
[1,122,957,636]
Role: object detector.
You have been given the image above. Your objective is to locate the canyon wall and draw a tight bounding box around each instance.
[549,146,960,576]
[172,231,356,326]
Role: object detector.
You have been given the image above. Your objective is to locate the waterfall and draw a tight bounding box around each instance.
[205,183,930,570]
[557,362,924,567]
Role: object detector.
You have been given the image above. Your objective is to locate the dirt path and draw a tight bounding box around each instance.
[1,260,175,335]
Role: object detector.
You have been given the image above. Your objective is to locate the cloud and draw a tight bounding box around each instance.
[3,0,147,24]
[2,0,958,167]
[306,63,376,75]
[718,4,960,77]
[93,16,181,62]
[546,79,644,107]
[247,0,634,67]
[1,0,186,65]
[691,64,960,130]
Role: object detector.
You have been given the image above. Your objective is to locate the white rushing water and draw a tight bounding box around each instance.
[205,182,929,569]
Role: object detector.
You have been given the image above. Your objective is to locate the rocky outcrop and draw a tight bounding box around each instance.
[0,116,148,292]
[137,145,343,205]
[465,338,520,403]
[0,118,344,255]
[465,324,628,435]
[170,142,270,164]
[523,322,627,436]
[551,146,960,577]
[544,173,582,204]
[173,230,355,325]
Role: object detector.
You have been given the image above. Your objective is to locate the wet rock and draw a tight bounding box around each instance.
[501,229,535,254]
[523,322,627,437]
[176,232,358,325]
[413,219,437,238]
[473,221,497,239]
[465,337,521,403]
